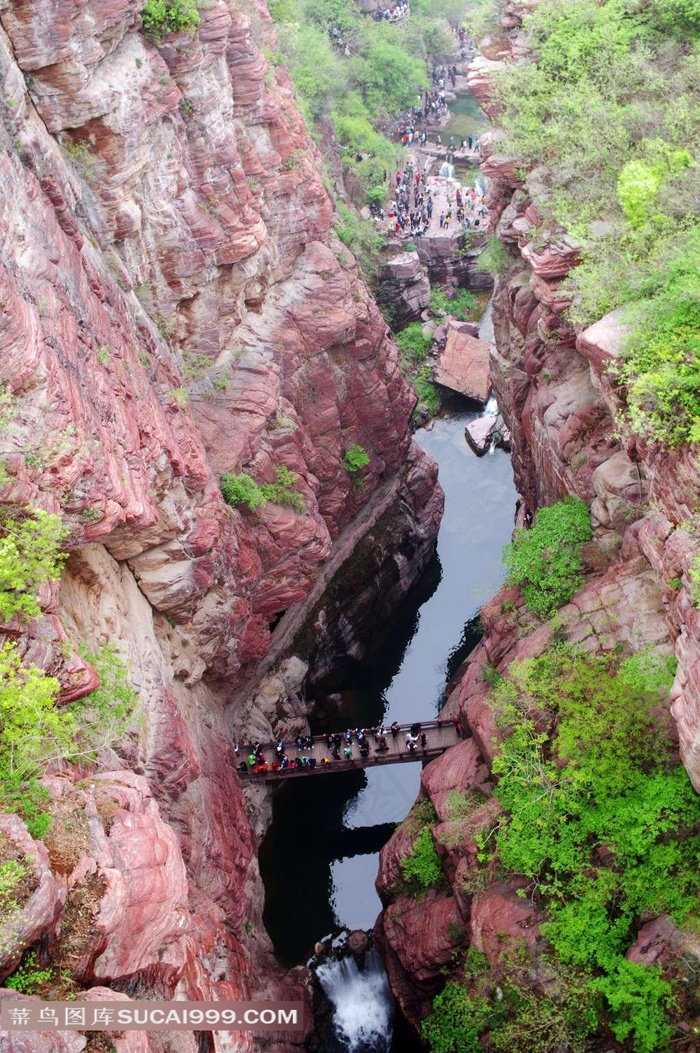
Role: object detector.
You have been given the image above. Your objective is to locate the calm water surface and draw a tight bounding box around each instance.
[260,402,516,966]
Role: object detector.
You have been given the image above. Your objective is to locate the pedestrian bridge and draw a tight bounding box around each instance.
[237,719,461,782]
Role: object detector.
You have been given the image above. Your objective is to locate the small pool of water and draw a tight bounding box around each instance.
[428,93,490,144]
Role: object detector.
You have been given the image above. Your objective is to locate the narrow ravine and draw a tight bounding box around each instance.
[259,395,515,950]
[256,65,516,1052]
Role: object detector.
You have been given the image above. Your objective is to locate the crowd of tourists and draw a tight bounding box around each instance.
[371,2,410,23]
[240,720,461,774]
[375,163,487,237]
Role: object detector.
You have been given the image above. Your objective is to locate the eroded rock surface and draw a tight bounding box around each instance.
[0,0,442,1043]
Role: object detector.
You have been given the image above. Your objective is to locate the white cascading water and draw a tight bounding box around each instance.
[439,161,455,178]
[475,173,490,197]
[316,948,394,1052]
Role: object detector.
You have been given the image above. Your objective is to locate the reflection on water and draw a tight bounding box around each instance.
[260,406,516,969]
[429,93,490,143]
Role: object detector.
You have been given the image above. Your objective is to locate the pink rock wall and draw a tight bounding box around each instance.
[0,0,442,1042]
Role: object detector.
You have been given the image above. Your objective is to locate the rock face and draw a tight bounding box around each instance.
[377,251,431,329]
[434,323,491,402]
[375,11,700,1039]
[0,0,442,1041]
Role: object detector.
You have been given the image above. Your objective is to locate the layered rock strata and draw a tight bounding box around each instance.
[0,0,442,1043]
[375,1,700,1037]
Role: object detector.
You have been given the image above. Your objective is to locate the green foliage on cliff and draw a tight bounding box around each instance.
[493,0,700,447]
[341,444,370,474]
[396,323,432,364]
[502,496,591,616]
[220,467,305,513]
[424,645,694,1053]
[0,642,138,839]
[492,646,689,1051]
[422,983,495,1053]
[400,826,444,893]
[141,0,201,37]
[0,508,67,624]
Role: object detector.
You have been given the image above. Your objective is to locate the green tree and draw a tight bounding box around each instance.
[0,509,67,623]
[0,642,72,783]
[342,445,371,474]
[502,497,591,617]
[141,0,201,36]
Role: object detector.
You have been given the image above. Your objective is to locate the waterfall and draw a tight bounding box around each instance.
[316,948,394,1052]
[439,161,455,178]
[475,174,490,197]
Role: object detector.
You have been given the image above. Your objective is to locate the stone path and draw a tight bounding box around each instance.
[381,155,489,246]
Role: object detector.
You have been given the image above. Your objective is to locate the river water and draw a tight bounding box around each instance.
[259,81,512,1049]
[260,402,516,969]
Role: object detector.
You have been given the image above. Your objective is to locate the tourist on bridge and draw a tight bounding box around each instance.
[391,721,400,739]
[376,735,389,752]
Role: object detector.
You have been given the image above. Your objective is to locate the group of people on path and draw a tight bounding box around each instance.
[240,719,462,774]
[380,160,488,239]
[437,183,488,232]
[371,2,409,23]
[387,165,434,236]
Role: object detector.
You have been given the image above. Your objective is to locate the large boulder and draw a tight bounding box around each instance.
[435,324,491,402]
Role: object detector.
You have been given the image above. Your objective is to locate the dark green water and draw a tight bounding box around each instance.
[428,93,490,144]
[259,402,516,967]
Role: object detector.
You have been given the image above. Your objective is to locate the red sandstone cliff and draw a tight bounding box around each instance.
[375,1,700,1035]
[0,0,442,1045]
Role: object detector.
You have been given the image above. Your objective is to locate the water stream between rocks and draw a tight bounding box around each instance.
[260,82,514,1050]
[260,390,517,1047]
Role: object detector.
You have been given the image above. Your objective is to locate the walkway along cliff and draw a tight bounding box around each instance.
[0,0,444,1046]
[374,2,700,1050]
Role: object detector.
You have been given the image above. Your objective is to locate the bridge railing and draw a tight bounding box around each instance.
[237,716,461,780]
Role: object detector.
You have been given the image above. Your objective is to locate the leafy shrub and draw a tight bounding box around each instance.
[429,287,449,317]
[0,856,27,915]
[220,473,266,513]
[615,225,700,446]
[261,466,305,512]
[341,445,370,474]
[4,952,53,994]
[649,0,700,32]
[220,467,304,513]
[0,640,138,838]
[421,983,493,1053]
[141,0,201,36]
[395,323,432,364]
[334,201,384,274]
[413,366,440,415]
[590,960,674,1053]
[503,496,591,617]
[447,288,477,321]
[0,508,67,624]
[484,645,696,1051]
[475,237,509,276]
[72,645,140,761]
[400,826,443,893]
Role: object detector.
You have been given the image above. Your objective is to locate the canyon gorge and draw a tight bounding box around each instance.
[1,0,700,1051]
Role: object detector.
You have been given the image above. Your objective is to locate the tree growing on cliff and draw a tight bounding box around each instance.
[0,508,67,624]
[141,0,201,38]
[503,497,591,617]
